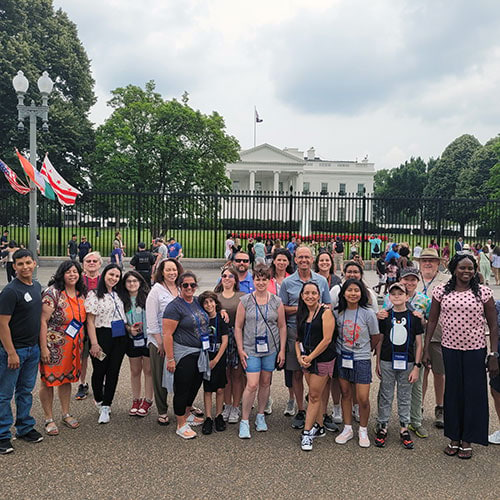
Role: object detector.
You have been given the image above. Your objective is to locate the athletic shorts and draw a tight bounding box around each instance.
[428,342,445,375]
[126,338,150,358]
[246,352,277,373]
[302,359,336,378]
[338,359,372,384]
[285,329,300,371]
[204,352,227,392]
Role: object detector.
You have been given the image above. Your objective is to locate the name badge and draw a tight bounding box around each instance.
[65,319,83,339]
[392,352,408,371]
[111,319,126,338]
[255,335,269,353]
[133,334,146,348]
[24,292,32,302]
[341,351,354,369]
[201,334,210,351]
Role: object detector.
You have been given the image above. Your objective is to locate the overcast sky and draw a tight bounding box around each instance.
[53,0,500,170]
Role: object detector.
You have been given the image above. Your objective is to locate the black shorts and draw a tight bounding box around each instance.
[204,352,227,392]
[126,338,150,358]
[371,252,380,259]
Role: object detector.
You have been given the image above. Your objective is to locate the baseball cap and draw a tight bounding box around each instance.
[389,282,407,294]
[400,267,420,280]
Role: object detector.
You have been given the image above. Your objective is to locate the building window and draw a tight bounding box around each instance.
[255,181,262,192]
[338,207,346,222]
[356,207,363,221]
[320,206,328,220]
[357,183,365,195]
[232,180,240,191]
[321,182,328,194]
[339,183,346,195]
[279,181,283,193]
[303,182,310,194]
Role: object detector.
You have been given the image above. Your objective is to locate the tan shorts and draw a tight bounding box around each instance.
[285,327,300,371]
[429,342,444,375]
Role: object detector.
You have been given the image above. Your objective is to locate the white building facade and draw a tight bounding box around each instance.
[226,143,375,195]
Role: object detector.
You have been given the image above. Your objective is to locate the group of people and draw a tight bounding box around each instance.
[0,242,499,457]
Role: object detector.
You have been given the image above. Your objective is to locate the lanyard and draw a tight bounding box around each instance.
[84,274,100,290]
[126,297,146,326]
[390,310,411,358]
[211,315,219,343]
[254,296,269,337]
[342,307,359,346]
[183,299,209,336]
[63,291,82,323]
[421,275,436,295]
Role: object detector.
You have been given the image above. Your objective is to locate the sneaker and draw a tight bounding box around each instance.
[176,424,197,439]
[222,404,232,422]
[408,423,428,438]
[202,417,213,435]
[301,430,314,451]
[488,430,500,444]
[228,406,240,424]
[215,414,226,432]
[94,400,103,411]
[98,405,111,424]
[16,429,43,443]
[0,438,14,454]
[284,399,296,416]
[400,430,414,449]
[358,429,370,448]
[239,419,251,439]
[352,404,360,423]
[129,399,141,416]
[75,383,89,400]
[137,399,153,417]
[255,413,268,432]
[186,414,204,426]
[291,410,306,429]
[264,397,273,415]
[434,405,444,429]
[332,405,343,424]
[335,427,354,444]
[323,414,339,432]
[375,429,387,448]
[311,423,326,439]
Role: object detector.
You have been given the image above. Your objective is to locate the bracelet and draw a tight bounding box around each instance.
[167,358,175,362]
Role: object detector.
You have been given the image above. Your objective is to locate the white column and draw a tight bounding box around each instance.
[273,171,279,192]
[296,171,304,193]
[249,170,256,192]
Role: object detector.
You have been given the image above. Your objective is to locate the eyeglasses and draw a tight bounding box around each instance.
[181,283,198,289]
[126,279,139,284]
[234,259,249,263]
[221,274,235,279]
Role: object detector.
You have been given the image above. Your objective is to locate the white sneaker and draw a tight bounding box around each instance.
[98,405,111,424]
[359,429,370,448]
[284,399,296,416]
[264,397,273,415]
[489,430,500,444]
[228,406,240,424]
[335,427,354,444]
[301,430,314,451]
[332,405,343,424]
[222,404,232,422]
[352,404,360,423]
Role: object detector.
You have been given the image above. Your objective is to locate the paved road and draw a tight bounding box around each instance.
[1,264,499,499]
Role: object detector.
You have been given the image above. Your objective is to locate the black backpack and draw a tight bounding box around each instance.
[335,241,344,253]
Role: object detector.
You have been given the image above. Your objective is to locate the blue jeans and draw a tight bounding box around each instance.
[0,344,40,440]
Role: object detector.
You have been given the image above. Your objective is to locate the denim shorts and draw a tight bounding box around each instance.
[246,352,277,373]
[338,359,372,384]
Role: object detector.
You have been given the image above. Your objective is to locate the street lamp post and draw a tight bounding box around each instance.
[12,70,54,266]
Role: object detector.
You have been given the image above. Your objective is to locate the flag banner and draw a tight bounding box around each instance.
[0,159,30,194]
[41,154,82,206]
[15,149,56,200]
[255,108,263,123]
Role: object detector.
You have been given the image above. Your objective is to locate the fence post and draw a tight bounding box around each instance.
[288,186,294,242]
[137,192,142,244]
[213,193,219,258]
[361,194,367,259]
[436,197,442,247]
[58,204,63,256]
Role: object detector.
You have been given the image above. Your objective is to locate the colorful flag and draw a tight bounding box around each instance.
[15,149,56,200]
[0,159,30,194]
[255,108,263,123]
[41,154,82,206]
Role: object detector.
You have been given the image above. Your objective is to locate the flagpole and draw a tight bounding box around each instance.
[253,106,256,148]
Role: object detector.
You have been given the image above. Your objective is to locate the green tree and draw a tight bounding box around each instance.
[0,0,95,189]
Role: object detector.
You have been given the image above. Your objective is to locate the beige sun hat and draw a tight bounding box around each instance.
[414,248,444,261]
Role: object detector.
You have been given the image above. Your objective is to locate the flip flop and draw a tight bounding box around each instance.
[176,424,197,439]
[157,414,170,426]
[61,414,80,429]
[444,443,459,456]
[45,419,59,436]
[458,446,472,459]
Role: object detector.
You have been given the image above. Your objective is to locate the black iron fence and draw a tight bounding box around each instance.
[0,188,499,259]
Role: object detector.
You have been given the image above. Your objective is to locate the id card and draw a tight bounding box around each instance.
[65,319,83,339]
[392,352,408,371]
[133,334,146,348]
[201,334,210,351]
[255,335,269,353]
[111,319,126,338]
[341,351,354,369]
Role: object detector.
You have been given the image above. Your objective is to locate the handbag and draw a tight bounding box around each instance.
[252,295,283,371]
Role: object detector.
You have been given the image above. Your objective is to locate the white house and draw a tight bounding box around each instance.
[226,143,375,195]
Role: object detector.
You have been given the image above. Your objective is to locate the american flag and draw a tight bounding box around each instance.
[0,159,30,194]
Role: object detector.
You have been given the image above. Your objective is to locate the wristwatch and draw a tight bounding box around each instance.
[415,362,422,368]
[488,352,499,359]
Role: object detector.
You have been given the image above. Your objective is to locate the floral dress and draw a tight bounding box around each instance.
[40,286,87,387]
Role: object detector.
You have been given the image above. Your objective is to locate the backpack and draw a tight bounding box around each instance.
[335,241,344,253]
[373,242,380,254]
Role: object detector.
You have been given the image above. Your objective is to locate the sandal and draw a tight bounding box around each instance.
[444,442,459,456]
[157,414,170,426]
[61,414,80,429]
[458,446,472,459]
[190,406,204,418]
[176,424,197,439]
[45,419,59,436]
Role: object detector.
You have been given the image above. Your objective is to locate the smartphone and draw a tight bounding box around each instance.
[133,322,143,333]
[96,350,107,361]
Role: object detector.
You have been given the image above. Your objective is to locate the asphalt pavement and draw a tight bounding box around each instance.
[1,263,499,499]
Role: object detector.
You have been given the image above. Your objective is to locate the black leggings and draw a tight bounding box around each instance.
[6,262,15,282]
[91,327,127,406]
[173,353,203,416]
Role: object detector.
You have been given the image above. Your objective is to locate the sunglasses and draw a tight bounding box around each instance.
[221,274,235,279]
[181,282,198,289]
[85,259,99,263]
[234,259,249,263]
